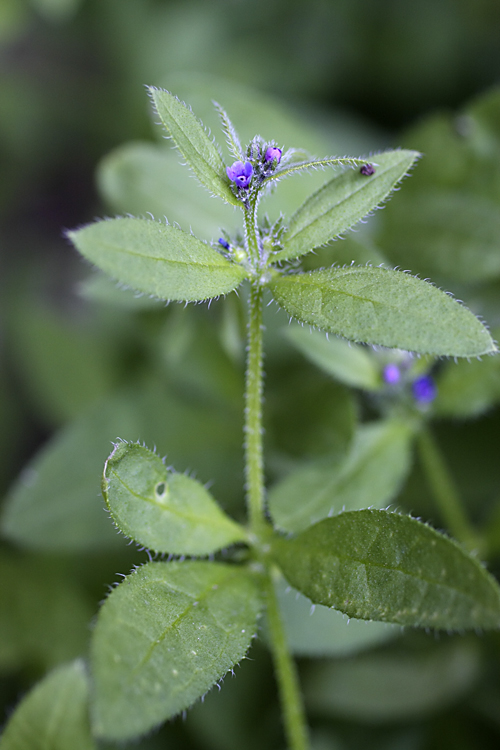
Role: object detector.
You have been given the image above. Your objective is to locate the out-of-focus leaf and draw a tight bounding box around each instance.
[148,87,240,207]
[268,266,496,357]
[269,420,414,533]
[91,561,263,740]
[271,575,397,658]
[286,325,380,390]
[1,380,243,552]
[273,509,500,629]
[97,142,237,241]
[300,235,388,272]
[103,442,246,554]
[0,660,95,750]
[275,150,420,262]
[305,639,480,722]
[30,0,82,23]
[9,301,118,426]
[78,272,163,310]
[0,553,92,673]
[435,351,500,418]
[68,218,247,302]
[378,191,500,284]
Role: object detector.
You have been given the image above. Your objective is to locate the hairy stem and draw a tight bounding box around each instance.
[417,426,481,552]
[244,280,266,534]
[265,571,310,750]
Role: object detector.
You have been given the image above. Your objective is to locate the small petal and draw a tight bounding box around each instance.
[412,375,437,404]
[383,363,401,385]
[226,160,253,189]
[265,147,282,164]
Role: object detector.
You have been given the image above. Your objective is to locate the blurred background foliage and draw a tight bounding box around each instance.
[1,0,500,748]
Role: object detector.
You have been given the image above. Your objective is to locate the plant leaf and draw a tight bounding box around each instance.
[148,87,241,207]
[269,574,397,658]
[0,660,95,750]
[103,442,247,555]
[434,349,500,418]
[91,561,263,740]
[275,149,420,262]
[268,420,414,533]
[285,324,380,390]
[305,639,480,721]
[272,509,500,629]
[68,217,248,302]
[268,265,496,356]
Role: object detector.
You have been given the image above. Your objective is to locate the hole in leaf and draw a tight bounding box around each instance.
[155,482,166,497]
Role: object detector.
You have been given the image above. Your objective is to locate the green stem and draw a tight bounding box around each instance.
[417,426,480,552]
[265,571,309,750]
[244,280,266,534]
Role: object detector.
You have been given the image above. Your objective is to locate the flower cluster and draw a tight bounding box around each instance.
[226,143,283,196]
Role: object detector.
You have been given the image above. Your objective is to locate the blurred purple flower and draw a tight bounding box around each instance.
[265,147,282,164]
[226,161,253,189]
[383,363,401,385]
[412,375,437,404]
[360,163,375,176]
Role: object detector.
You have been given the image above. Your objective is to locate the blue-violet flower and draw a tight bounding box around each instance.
[226,161,253,189]
[383,363,401,385]
[412,375,437,404]
[265,146,282,164]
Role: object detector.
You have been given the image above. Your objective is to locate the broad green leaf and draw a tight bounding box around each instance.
[91,561,263,740]
[271,574,397,658]
[378,191,500,284]
[285,325,380,390]
[268,265,496,357]
[435,353,500,418]
[305,639,480,722]
[96,142,237,241]
[272,509,500,629]
[68,218,247,302]
[268,420,414,533]
[148,87,240,207]
[103,442,246,555]
[0,660,95,750]
[275,150,420,262]
[0,553,91,673]
[1,381,243,552]
[263,157,367,185]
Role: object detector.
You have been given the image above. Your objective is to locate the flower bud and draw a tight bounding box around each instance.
[265,147,282,164]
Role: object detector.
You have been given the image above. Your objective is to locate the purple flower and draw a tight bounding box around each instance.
[412,375,437,404]
[218,238,230,251]
[226,161,253,189]
[383,363,401,385]
[360,163,375,176]
[265,146,282,164]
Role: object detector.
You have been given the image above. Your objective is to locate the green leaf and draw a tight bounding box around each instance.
[268,420,414,533]
[0,553,92,673]
[285,324,380,390]
[103,442,247,555]
[271,574,397,658]
[378,191,500,284]
[305,639,480,722]
[272,509,500,629]
[268,265,496,357]
[435,351,500,418]
[275,150,420,262]
[97,142,237,241]
[148,87,241,207]
[68,218,247,303]
[1,381,243,553]
[91,561,263,740]
[0,660,95,750]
